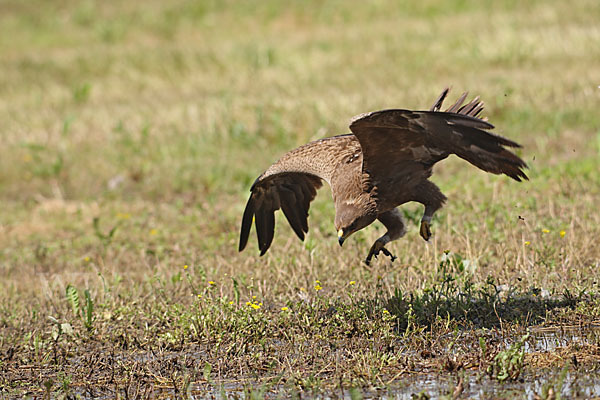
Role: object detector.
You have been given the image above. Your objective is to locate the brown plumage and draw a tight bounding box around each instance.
[239,88,528,264]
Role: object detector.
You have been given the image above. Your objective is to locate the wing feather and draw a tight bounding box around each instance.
[239,196,255,252]
[280,190,306,241]
[457,96,481,116]
[254,208,271,255]
[445,92,469,113]
[238,172,323,255]
[349,89,528,184]
[430,87,450,112]
[239,135,348,255]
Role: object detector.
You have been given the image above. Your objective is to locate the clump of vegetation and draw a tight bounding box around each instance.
[487,333,529,382]
[386,251,582,330]
[65,284,95,332]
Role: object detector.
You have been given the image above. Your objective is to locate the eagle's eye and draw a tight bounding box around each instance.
[346,221,357,232]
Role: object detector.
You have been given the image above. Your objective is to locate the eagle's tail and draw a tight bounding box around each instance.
[431,88,529,182]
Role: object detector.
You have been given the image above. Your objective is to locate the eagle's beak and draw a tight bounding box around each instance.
[338,229,345,247]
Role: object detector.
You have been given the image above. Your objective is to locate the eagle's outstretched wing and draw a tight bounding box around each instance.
[239,173,322,255]
[349,89,528,184]
[239,135,355,255]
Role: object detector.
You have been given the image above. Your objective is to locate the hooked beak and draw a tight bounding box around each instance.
[338,229,345,247]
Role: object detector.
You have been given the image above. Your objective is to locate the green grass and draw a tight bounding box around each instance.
[1,0,600,397]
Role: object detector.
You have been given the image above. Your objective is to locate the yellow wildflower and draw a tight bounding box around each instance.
[84,256,90,262]
[349,281,356,286]
[208,281,216,285]
[197,294,202,299]
[560,230,566,238]
[229,301,234,305]
[281,306,289,311]
[382,309,391,320]
[314,284,323,291]
[183,265,188,270]
[149,228,158,236]
[524,241,531,246]
[542,229,550,234]
[249,302,261,310]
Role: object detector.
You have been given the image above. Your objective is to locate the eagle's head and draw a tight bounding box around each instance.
[335,199,377,246]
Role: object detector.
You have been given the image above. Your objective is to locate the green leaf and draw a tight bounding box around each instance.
[66,285,80,317]
[203,362,212,382]
[232,277,240,305]
[84,290,94,331]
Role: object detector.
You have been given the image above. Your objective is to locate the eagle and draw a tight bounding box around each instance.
[239,88,528,265]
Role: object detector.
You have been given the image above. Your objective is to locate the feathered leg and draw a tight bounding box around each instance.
[365,208,406,265]
[411,180,447,241]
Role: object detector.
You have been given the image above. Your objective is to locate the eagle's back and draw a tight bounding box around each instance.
[261,134,360,186]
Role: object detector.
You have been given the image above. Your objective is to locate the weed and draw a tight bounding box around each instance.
[538,362,570,400]
[487,333,529,382]
[92,217,120,247]
[65,284,96,332]
[73,82,92,103]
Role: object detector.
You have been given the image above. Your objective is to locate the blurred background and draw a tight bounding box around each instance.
[0,0,599,291]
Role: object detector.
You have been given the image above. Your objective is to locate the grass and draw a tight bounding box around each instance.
[1,0,600,397]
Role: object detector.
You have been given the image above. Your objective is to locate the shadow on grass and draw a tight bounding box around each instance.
[381,251,584,330]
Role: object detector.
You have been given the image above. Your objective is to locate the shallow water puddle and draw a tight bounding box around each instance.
[186,371,600,399]
[386,372,600,400]
[66,326,600,399]
[526,324,600,353]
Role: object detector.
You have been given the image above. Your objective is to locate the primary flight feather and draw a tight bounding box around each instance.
[239,88,528,264]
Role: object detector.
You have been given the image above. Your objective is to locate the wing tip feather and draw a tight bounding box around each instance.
[238,196,255,252]
[430,87,451,111]
[241,173,322,256]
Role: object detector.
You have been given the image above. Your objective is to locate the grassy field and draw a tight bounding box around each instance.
[1,0,600,398]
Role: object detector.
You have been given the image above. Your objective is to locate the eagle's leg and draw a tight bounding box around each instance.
[413,181,447,242]
[365,209,406,265]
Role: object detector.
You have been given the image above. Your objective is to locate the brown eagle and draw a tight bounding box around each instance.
[239,88,527,265]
